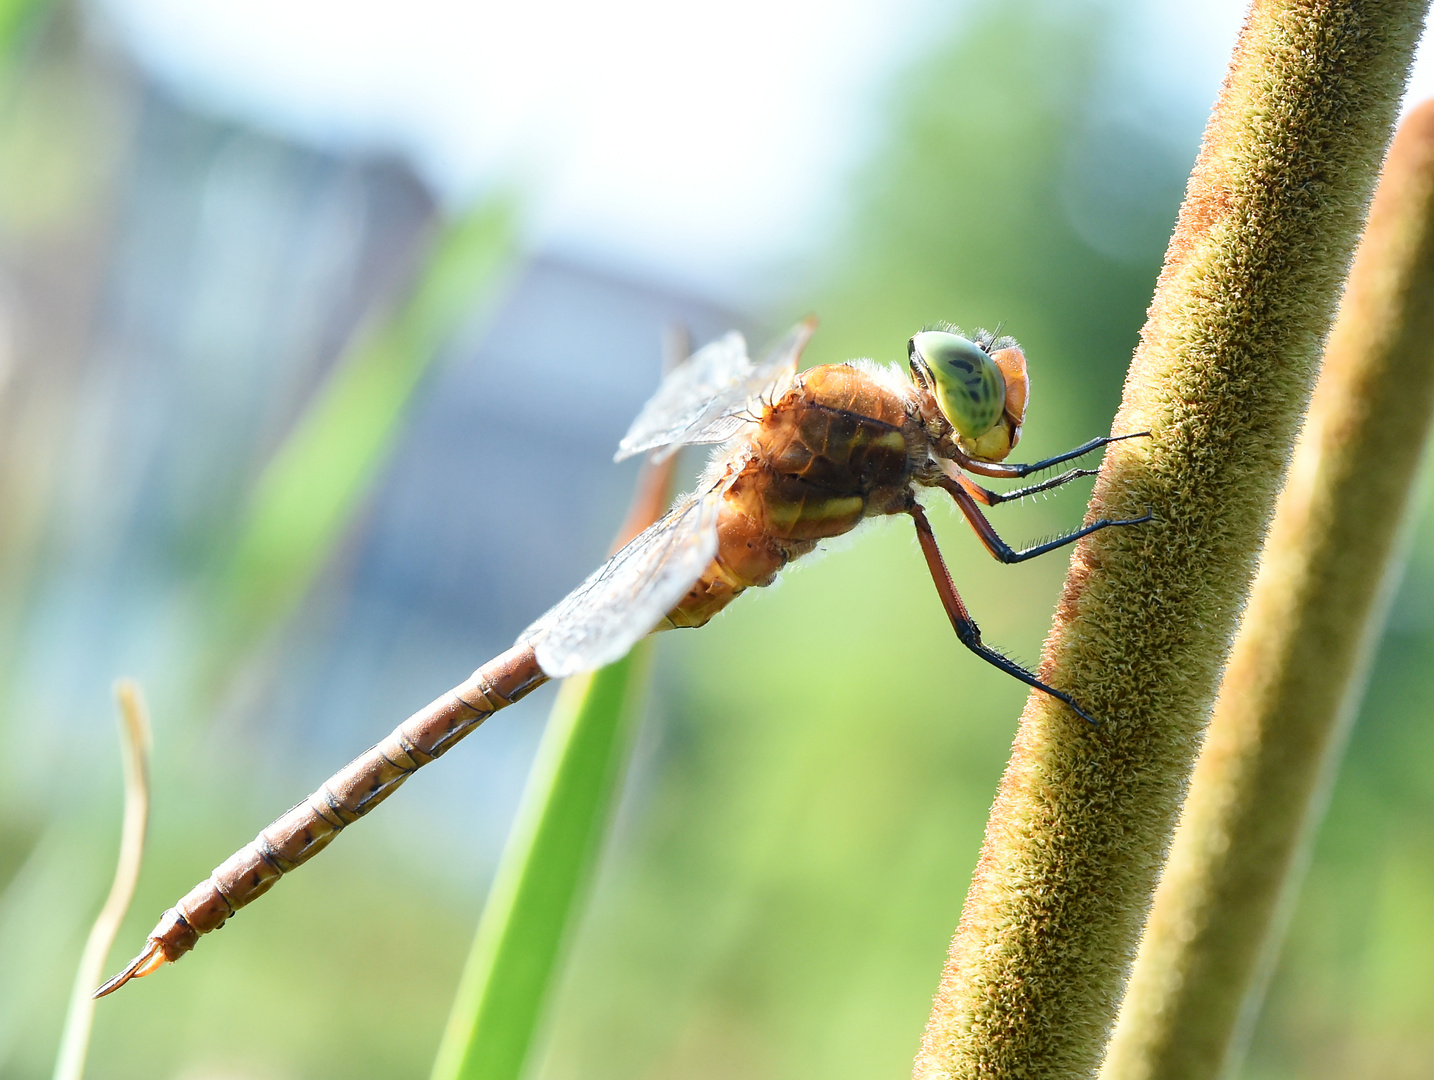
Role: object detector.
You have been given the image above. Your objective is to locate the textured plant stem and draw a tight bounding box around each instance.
[912,4,1424,1078]
[1099,98,1434,1080]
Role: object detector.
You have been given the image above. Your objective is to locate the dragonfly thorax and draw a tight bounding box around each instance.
[664,362,928,632]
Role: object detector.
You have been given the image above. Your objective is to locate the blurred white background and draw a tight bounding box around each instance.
[89,0,1284,305]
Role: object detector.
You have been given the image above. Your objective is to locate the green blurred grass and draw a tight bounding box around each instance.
[212,196,520,658]
[0,0,47,63]
[432,650,652,1080]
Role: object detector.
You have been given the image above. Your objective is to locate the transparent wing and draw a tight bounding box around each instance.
[615,317,816,462]
[518,487,723,677]
[614,331,749,462]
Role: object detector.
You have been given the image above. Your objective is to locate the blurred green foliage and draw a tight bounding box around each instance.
[0,0,47,65]
[803,6,1179,440]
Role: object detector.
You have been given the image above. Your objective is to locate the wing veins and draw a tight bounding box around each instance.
[615,318,815,461]
[518,487,722,677]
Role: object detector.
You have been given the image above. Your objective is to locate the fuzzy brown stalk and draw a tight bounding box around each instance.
[912,3,1425,1078]
[1099,98,1434,1080]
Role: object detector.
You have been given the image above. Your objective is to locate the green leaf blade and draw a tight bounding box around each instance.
[432,644,652,1080]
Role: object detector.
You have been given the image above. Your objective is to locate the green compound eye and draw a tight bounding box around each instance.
[910,331,1006,439]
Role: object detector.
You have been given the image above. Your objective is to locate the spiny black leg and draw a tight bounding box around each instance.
[959,468,1099,506]
[958,431,1151,480]
[987,508,1152,564]
[951,618,1099,727]
[908,501,1099,726]
[1006,431,1151,477]
[942,477,1152,565]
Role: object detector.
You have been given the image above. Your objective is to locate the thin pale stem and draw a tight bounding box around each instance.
[913,3,1425,1078]
[1101,98,1434,1080]
[53,680,151,1080]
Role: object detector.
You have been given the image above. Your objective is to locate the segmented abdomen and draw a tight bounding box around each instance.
[120,645,546,976]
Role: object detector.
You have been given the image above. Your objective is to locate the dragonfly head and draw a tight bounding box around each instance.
[908,330,1028,462]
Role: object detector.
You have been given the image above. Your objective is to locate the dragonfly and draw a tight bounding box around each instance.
[96,318,1149,996]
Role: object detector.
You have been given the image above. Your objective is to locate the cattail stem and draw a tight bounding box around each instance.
[1100,98,1434,1080]
[912,3,1425,1078]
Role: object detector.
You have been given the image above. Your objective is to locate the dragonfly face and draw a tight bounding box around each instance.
[908,330,1028,463]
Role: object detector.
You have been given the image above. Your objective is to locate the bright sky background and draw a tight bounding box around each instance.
[89,0,1434,306]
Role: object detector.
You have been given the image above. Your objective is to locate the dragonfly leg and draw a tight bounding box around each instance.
[907,500,1098,726]
[956,431,1150,479]
[951,468,1098,507]
[939,476,1151,564]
